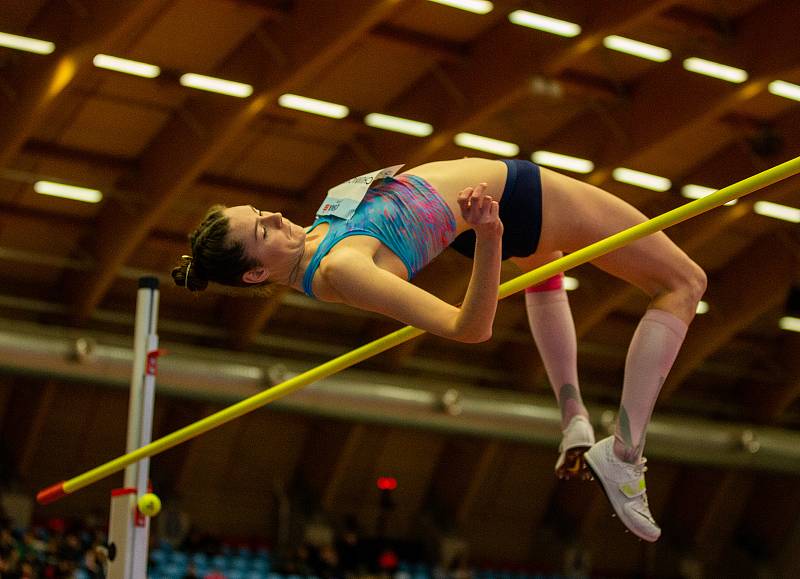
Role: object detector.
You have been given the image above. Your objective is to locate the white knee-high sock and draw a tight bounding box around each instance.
[525,275,588,429]
[614,308,688,463]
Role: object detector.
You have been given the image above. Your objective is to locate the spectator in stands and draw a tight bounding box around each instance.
[183,561,201,579]
[315,543,340,578]
[83,547,104,579]
[336,514,363,575]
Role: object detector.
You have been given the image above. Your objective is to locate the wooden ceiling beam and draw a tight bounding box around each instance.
[64,0,405,324]
[659,5,733,39]
[751,330,800,422]
[371,23,466,64]
[0,0,165,169]
[19,139,301,207]
[0,378,12,434]
[321,424,368,512]
[550,0,680,73]
[423,439,502,530]
[224,287,290,350]
[662,232,798,399]
[284,421,361,510]
[454,441,500,526]
[16,380,57,480]
[0,200,193,250]
[316,1,676,191]
[174,403,241,495]
[585,0,800,188]
[0,378,51,482]
[693,472,755,569]
[150,400,214,498]
[771,481,800,577]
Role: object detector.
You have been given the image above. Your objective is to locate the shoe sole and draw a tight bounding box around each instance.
[584,451,659,543]
[555,446,593,480]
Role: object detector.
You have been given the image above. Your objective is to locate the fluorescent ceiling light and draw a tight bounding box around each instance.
[681,184,736,206]
[602,35,671,62]
[454,133,519,157]
[364,113,433,137]
[612,168,672,192]
[768,80,800,102]
[753,201,800,223]
[278,94,349,119]
[696,301,709,315]
[683,57,748,83]
[34,181,103,203]
[426,0,493,14]
[93,54,160,78]
[532,150,594,174]
[0,31,55,54]
[564,276,579,291]
[508,10,581,37]
[180,73,253,98]
[779,316,800,333]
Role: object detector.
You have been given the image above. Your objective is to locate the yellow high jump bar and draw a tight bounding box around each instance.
[37,155,800,505]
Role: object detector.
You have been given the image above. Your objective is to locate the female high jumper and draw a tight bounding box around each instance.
[172,157,707,542]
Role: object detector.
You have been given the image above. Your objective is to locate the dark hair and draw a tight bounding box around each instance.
[171,205,260,292]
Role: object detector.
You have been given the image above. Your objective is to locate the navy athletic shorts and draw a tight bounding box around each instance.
[449,159,543,260]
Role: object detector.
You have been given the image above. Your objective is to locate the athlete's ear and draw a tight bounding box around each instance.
[243,267,269,284]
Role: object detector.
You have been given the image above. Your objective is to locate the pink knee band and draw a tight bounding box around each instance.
[525,273,564,293]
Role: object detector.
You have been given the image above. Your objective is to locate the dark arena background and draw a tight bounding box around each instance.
[1,1,799,578]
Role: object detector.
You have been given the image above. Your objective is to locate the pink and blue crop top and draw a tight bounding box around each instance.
[302,174,456,298]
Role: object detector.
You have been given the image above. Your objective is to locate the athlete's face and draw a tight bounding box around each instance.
[224,205,306,284]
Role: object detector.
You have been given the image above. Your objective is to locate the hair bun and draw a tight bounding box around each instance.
[171,255,208,292]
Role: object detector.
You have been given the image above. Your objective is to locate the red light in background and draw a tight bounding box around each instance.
[376,476,397,491]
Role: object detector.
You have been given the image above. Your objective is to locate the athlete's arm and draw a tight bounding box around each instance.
[325,184,503,343]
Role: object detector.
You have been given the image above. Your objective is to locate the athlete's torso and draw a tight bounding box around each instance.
[302,174,458,298]
[401,157,508,235]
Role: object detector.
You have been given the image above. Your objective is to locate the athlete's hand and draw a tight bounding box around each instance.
[458,182,503,236]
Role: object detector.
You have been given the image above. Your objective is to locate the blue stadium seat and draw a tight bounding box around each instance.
[150,551,167,567]
[192,552,208,565]
[169,551,188,566]
[230,555,250,570]
[162,562,186,577]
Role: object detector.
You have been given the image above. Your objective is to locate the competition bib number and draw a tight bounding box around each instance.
[317,164,404,219]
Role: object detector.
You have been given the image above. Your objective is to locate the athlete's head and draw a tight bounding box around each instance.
[171,205,256,292]
[172,204,305,292]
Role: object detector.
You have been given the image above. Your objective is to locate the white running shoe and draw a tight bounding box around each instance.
[555,415,595,480]
[584,436,661,542]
